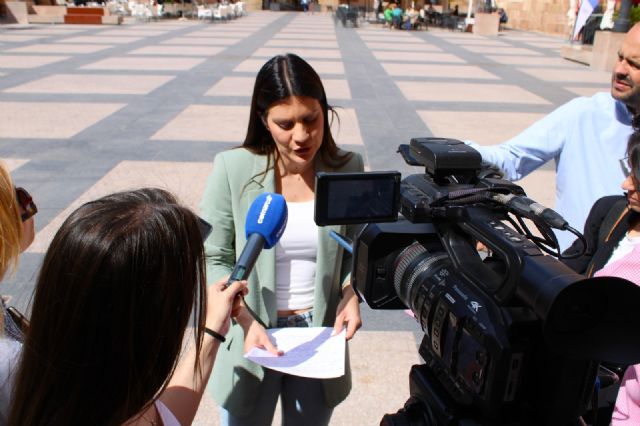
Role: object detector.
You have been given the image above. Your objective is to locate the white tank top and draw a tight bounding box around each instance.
[275,200,318,311]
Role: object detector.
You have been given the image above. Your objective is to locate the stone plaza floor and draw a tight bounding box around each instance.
[0,12,611,425]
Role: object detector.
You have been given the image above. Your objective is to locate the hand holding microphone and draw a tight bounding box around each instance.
[228,192,287,356]
[227,192,288,285]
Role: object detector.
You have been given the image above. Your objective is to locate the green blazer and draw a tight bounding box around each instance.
[201,147,364,416]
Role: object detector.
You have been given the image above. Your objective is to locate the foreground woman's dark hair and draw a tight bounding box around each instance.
[8,188,207,425]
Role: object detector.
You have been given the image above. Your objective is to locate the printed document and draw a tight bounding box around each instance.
[244,327,345,378]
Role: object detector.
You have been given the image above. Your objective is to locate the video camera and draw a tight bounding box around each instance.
[315,138,640,425]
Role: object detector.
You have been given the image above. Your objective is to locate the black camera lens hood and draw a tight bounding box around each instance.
[543,275,640,365]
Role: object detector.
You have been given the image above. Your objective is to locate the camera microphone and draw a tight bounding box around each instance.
[521,196,568,230]
[227,192,288,284]
[490,193,532,216]
[490,193,568,230]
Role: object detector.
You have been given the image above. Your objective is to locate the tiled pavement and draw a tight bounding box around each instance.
[0,13,610,425]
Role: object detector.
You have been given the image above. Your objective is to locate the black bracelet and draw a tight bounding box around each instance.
[204,327,226,342]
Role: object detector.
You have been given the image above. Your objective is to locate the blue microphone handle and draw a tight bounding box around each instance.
[228,233,265,284]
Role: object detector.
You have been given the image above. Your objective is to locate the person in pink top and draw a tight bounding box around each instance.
[563,130,640,424]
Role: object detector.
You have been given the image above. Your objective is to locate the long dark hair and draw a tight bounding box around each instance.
[242,53,352,178]
[8,188,207,426]
[628,130,640,185]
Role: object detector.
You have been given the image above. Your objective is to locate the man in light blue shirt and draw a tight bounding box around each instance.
[467,24,640,250]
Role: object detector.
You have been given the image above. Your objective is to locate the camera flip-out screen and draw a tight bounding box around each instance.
[314,171,401,226]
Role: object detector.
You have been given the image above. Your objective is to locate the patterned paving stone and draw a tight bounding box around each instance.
[234,58,345,75]
[205,76,351,100]
[13,28,86,35]
[0,34,47,42]
[364,41,442,51]
[522,41,565,49]
[204,76,256,97]
[371,50,465,63]
[517,67,610,84]
[151,104,250,142]
[97,29,170,36]
[0,54,70,68]
[273,32,336,40]
[59,35,143,44]
[397,82,550,104]
[565,86,610,97]
[381,62,500,79]
[160,36,241,45]
[331,107,363,146]
[444,38,509,46]
[417,110,546,145]
[7,43,114,54]
[5,74,175,95]
[0,101,125,138]
[253,47,341,58]
[179,31,248,38]
[81,56,206,70]
[3,158,29,172]
[459,45,543,55]
[486,55,575,66]
[358,34,425,43]
[128,45,225,56]
[265,39,339,48]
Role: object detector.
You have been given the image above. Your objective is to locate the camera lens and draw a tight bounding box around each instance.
[393,242,449,314]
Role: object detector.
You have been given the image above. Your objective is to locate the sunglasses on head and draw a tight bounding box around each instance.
[15,187,37,222]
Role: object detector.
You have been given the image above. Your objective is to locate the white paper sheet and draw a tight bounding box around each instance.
[244,327,346,378]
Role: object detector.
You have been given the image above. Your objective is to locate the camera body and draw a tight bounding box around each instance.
[315,138,640,425]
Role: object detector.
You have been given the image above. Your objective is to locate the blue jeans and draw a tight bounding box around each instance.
[219,310,334,426]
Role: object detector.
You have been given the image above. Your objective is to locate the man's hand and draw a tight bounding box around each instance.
[333,284,361,340]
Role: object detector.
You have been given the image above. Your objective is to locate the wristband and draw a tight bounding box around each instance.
[204,327,226,342]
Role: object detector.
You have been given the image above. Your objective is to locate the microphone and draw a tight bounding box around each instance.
[227,193,288,284]
[490,193,568,230]
[522,196,568,230]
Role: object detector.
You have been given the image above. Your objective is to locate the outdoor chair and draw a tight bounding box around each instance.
[131,3,151,21]
[236,1,245,16]
[197,5,212,20]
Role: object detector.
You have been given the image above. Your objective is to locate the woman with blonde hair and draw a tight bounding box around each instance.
[0,161,36,423]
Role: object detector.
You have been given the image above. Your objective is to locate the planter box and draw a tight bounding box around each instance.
[591,30,625,72]
[63,5,122,24]
[473,12,499,36]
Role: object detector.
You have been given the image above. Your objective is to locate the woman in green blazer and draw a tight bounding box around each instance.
[201,54,364,426]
